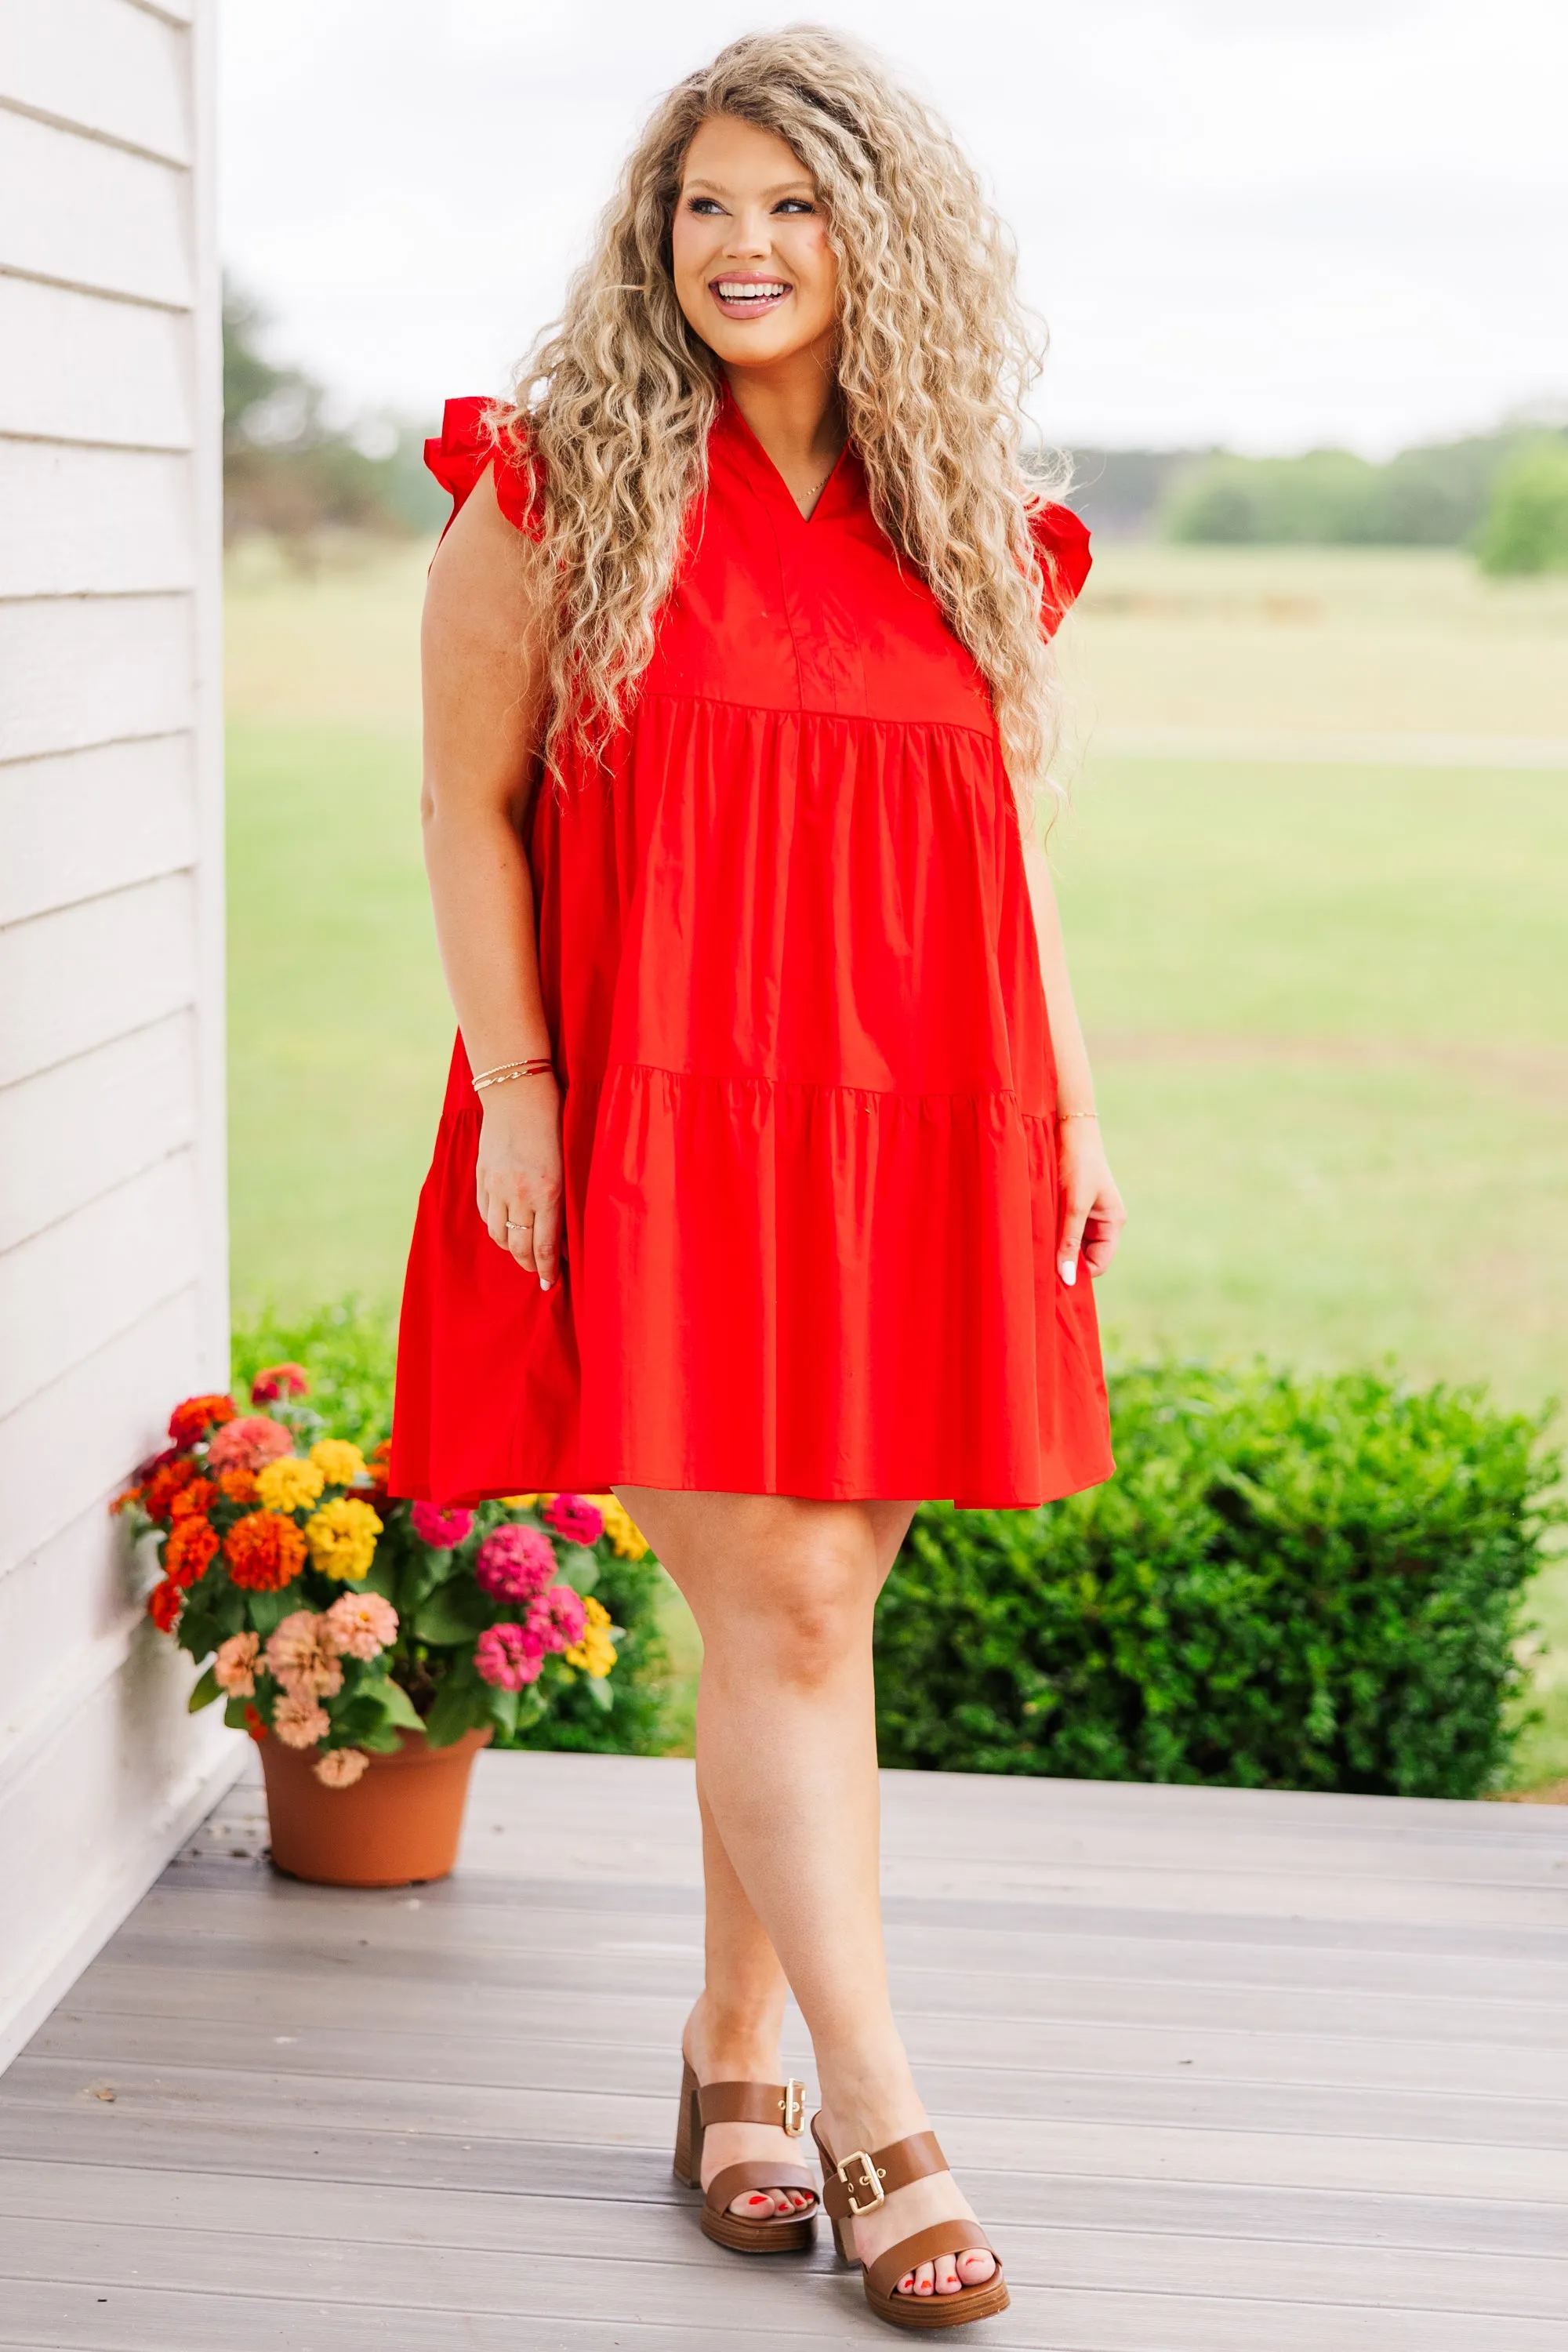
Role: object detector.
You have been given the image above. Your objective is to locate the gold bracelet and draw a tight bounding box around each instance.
[1059,1109,1098,1120]
[472,1056,554,1093]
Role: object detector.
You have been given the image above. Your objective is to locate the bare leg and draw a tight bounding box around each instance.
[619,1487,996,2299]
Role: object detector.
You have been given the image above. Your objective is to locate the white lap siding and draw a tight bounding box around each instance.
[0,0,237,2071]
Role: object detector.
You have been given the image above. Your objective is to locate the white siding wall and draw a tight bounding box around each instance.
[0,0,238,2071]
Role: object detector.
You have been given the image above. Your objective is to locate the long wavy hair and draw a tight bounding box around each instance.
[502,26,1068,803]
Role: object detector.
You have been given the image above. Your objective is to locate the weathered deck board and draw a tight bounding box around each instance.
[1,1752,1565,2349]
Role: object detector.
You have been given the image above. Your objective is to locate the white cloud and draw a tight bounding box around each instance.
[219,0,1568,452]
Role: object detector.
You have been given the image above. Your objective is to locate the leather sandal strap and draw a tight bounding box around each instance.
[866,2221,998,2304]
[698,2078,806,2132]
[820,2128,947,2220]
[705,2158,818,2216]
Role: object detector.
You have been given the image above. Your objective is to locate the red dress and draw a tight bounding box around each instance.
[390,392,1112,1508]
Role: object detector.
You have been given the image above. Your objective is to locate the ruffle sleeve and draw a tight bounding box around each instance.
[1030,501,1091,639]
[423,395,543,541]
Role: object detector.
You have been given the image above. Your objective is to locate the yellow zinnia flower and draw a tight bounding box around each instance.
[564,1593,618,1677]
[597,1496,650,1563]
[310,1439,367,1488]
[501,1494,539,1509]
[254,1455,325,1515]
[304,1495,383,1581]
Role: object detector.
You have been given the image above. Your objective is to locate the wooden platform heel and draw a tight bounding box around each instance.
[812,2114,1009,2329]
[673,2060,818,2253]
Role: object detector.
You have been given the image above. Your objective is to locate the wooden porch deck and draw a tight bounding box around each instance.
[0,1751,1565,2350]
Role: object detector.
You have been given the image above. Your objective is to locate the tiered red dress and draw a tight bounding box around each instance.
[390,392,1112,1508]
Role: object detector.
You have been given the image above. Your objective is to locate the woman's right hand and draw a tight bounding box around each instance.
[475,1076,564,1288]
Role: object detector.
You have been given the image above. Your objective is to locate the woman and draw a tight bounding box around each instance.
[392,27,1124,2330]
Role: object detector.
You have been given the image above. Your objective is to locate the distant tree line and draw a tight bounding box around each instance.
[223,283,447,550]
[1063,423,1568,573]
[228,275,1566,576]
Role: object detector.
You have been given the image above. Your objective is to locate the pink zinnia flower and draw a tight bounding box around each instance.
[323,1589,398,1660]
[207,1414,293,1472]
[531,1581,587,1654]
[411,1499,475,1548]
[314,1748,369,1788]
[543,1493,604,1547]
[213,1631,260,1697]
[474,1523,556,1603]
[250,1362,310,1404]
[474,1621,546,1690]
[271,1689,332,1748]
[266,1611,344,1700]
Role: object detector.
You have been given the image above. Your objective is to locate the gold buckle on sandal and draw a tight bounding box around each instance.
[779,2080,806,2136]
[837,2150,885,2215]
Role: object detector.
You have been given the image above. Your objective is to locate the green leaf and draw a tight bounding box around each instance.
[222,1696,253,1731]
[424,1672,482,1748]
[246,1586,296,1637]
[378,1677,425,1731]
[187,1665,221,1714]
[360,1549,401,1605]
[585,1674,615,1712]
[556,1545,599,1595]
[414,1579,487,1646]
[359,1726,404,1753]
[485,1683,521,1737]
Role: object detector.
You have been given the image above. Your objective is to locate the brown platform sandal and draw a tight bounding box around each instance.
[673,2061,818,2253]
[813,2116,1009,2329]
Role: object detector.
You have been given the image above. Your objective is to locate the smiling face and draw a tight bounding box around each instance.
[671,114,839,376]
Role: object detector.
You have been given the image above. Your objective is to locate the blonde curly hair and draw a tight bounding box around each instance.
[503,26,1069,804]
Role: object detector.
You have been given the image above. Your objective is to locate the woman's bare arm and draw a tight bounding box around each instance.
[421,467,563,1287]
[1022,834,1127,1285]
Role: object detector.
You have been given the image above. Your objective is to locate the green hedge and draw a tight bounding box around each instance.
[875,1365,1561,1798]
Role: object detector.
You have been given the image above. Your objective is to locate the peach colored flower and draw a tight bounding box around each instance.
[251,1362,309,1403]
[213,1631,260,1697]
[266,1611,344,1699]
[271,1689,331,1749]
[323,1590,398,1660]
[208,1414,293,1472]
[313,1748,369,1788]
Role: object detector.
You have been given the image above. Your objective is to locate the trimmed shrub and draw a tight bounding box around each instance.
[875,1365,1560,1798]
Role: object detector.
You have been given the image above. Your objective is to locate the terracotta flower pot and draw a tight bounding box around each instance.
[259,1727,492,1887]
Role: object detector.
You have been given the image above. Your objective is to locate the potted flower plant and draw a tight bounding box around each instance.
[115,1367,648,1886]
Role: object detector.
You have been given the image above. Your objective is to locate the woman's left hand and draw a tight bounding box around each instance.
[1057,1118,1126,1287]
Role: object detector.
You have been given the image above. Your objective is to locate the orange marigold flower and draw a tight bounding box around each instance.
[168,1393,236,1449]
[242,1701,268,1743]
[250,1362,310,1404]
[146,1577,182,1633]
[141,1457,200,1520]
[169,1477,217,1520]
[165,1514,220,1589]
[111,1484,143,1515]
[223,1508,307,1592]
[218,1466,259,1505]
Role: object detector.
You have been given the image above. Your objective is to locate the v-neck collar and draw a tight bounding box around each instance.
[714,382,858,528]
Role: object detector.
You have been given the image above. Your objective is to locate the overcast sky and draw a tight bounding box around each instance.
[220,0,1568,456]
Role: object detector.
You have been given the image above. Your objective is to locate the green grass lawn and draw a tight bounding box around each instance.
[226,539,1568,1784]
